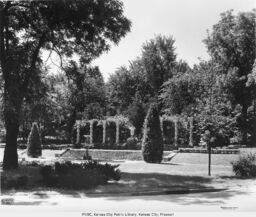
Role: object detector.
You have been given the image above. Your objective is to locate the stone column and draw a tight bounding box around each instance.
[76,122,80,144]
[90,120,93,144]
[102,120,106,144]
[116,120,120,145]
[174,119,178,147]
[189,117,194,147]
[160,117,164,137]
[130,127,135,137]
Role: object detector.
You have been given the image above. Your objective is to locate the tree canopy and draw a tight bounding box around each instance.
[0,0,131,170]
[204,9,256,145]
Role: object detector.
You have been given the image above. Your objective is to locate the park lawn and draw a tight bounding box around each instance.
[1,147,255,198]
[1,160,229,196]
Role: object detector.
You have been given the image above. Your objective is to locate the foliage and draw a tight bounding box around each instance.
[142,35,177,94]
[160,73,202,115]
[162,120,175,145]
[107,59,153,114]
[197,114,234,147]
[1,175,28,189]
[93,121,103,145]
[27,122,42,158]
[40,161,121,189]
[142,104,163,163]
[232,153,256,177]
[0,0,131,170]
[204,9,256,145]
[126,98,146,138]
[122,137,141,150]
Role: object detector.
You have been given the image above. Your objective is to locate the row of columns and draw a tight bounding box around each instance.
[77,117,194,147]
[160,117,194,147]
[76,120,123,145]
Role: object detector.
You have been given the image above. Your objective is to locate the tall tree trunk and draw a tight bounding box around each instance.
[3,86,23,170]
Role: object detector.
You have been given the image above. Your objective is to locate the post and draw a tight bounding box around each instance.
[174,119,178,147]
[76,122,80,144]
[130,127,135,137]
[208,144,211,176]
[189,117,194,147]
[102,120,106,144]
[116,120,120,145]
[90,120,93,144]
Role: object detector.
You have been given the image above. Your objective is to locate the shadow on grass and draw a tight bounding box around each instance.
[82,172,250,206]
[1,170,252,207]
[83,172,215,196]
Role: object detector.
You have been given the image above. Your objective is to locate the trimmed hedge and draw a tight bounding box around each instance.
[27,122,42,158]
[142,104,163,163]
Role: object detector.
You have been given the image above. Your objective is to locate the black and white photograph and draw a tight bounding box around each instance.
[0,0,256,215]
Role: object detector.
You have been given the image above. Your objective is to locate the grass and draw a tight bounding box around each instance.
[61,149,241,166]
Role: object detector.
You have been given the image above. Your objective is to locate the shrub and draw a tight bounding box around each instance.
[40,165,58,187]
[142,104,163,163]
[122,137,140,150]
[40,161,121,189]
[27,122,42,158]
[231,153,256,177]
[1,175,28,189]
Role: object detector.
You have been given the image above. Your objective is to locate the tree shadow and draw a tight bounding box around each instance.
[83,172,214,196]
[82,172,251,206]
[1,171,252,207]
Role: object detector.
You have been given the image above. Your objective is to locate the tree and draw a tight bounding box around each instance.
[19,70,49,141]
[0,0,131,170]
[64,61,107,141]
[204,10,256,145]
[107,59,153,114]
[126,96,146,138]
[246,59,256,145]
[160,72,201,115]
[141,35,177,96]
[27,122,42,158]
[141,103,163,163]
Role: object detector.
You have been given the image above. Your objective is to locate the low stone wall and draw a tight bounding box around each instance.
[178,148,240,154]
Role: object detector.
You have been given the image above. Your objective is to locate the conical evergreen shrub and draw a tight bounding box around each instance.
[142,104,163,163]
[27,122,42,158]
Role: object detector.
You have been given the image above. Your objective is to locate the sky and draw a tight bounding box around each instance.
[90,0,256,81]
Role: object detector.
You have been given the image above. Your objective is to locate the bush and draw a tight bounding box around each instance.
[40,161,121,189]
[142,104,163,163]
[122,137,140,150]
[231,153,256,177]
[1,175,28,189]
[27,122,42,158]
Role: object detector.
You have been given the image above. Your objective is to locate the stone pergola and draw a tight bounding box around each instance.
[160,115,194,147]
[75,115,194,147]
[75,117,135,145]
